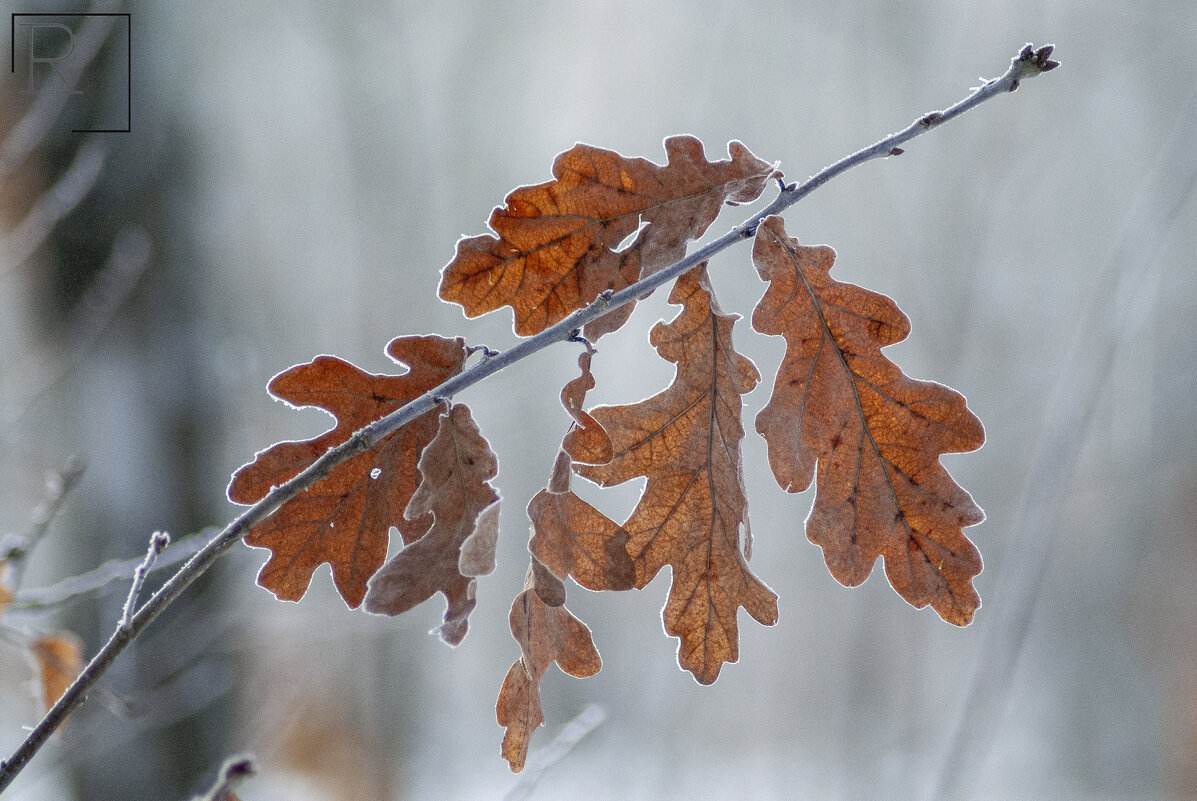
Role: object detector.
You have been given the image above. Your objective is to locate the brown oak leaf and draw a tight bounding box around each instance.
[439,136,779,338]
[576,266,778,684]
[751,215,985,625]
[560,350,613,467]
[496,567,601,772]
[363,403,500,646]
[528,557,567,608]
[528,352,634,593]
[498,350,630,767]
[528,451,634,596]
[30,631,84,713]
[228,335,468,609]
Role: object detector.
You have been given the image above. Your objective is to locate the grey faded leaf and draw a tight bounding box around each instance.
[363,404,500,645]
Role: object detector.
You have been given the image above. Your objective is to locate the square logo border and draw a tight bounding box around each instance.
[10,12,131,133]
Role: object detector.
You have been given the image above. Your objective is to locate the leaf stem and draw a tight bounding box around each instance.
[10,530,209,611]
[0,43,1056,793]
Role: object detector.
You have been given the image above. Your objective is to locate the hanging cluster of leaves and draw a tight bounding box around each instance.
[230,136,985,770]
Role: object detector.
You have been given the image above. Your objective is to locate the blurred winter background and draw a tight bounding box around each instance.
[1,1,1195,799]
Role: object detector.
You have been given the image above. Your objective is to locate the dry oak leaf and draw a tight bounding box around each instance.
[496,570,601,772]
[528,352,634,594]
[529,452,635,596]
[577,266,778,684]
[228,335,468,609]
[503,353,625,763]
[439,135,779,339]
[30,631,84,713]
[751,215,985,625]
[560,350,613,467]
[528,556,567,608]
[363,403,500,646]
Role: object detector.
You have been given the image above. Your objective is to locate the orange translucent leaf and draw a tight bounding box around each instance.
[576,266,778,684]
[228,335,468,609]
[31,631,84,713]
[363,403,500,646]
[439,136,779,338]
[496,575,601,772]
[751,215,985,625]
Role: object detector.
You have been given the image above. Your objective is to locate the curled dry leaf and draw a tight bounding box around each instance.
[577,266,778,684]
[528,353,634,593]
[499,349,629,767]
[228,336,468,609]
[527,472,635,595]
[363,403,500,646]
[30,631,84,713]
[751,215,985,625]
[529,557,567,608]
[439,136,780,338]
[560,350,613,467]
[496,568,601,773]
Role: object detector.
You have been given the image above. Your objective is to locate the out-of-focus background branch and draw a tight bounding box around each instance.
[1,2,1194,800]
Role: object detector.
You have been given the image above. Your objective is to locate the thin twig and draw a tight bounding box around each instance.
[1,456,86,588]
[503,704,607,801]
[0,44,1057,792]
[189,755,256,801]
[2,225,152,443]
[754,43,1058,224]
[120,532,170,630]
[11,529,209,611]
[0,137,107,276]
